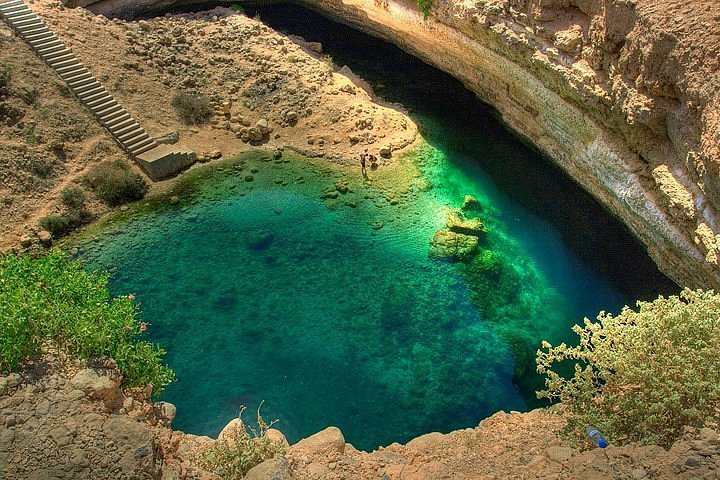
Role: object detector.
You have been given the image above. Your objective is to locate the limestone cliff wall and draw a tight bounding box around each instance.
[288,0,720,289]
[84,0,720,288]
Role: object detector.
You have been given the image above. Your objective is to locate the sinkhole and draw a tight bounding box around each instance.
[73,3,676,451]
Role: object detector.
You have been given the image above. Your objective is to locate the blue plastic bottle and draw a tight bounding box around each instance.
[586,426,608,448]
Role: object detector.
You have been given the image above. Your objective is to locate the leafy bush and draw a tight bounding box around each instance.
[417,0,433,19]
[171,92,213,125]
[0,250,174,393]
[229,3,245,13]
[39,215,71,238]
[197,405,283,479]
[84,159,148,206]
[0,63,10,94]
[60,186,86,211]
[536,289,720,447]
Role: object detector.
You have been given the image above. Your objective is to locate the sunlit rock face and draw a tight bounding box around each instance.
[79,0,719,287]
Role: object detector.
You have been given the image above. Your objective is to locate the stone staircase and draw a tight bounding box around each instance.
[0,0,196,179]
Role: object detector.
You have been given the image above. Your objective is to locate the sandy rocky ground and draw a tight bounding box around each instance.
[1,2,720,479]
[1,358,719,480]
[0,0,416,249]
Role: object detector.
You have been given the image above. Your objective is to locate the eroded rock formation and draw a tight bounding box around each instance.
[281,0,720,288]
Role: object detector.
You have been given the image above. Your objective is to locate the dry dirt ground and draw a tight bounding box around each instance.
[0,0,417,250]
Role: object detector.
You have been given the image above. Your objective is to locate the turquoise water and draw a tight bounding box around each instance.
[73,5,676,451]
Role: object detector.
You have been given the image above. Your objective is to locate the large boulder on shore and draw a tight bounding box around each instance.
[289,426,345,455]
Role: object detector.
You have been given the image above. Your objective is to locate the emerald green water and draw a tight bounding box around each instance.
[73,5,676,451]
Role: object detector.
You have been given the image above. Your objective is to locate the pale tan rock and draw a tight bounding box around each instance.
[405,432,445,453]
[265,428,290,448]
[70,368,121,408]
[290,426,345,455]
[244,456,294,480]
[652,165,696,220]
[217,418,246,445]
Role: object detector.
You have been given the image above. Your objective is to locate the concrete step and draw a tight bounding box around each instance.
[124,133,152,149]
[13,17,42,28]
[117,126,145,142]
[114,122,142,138]
[22,27,53,42]
[56,65,85,77]
[18,25,49,37]
[0,0,28,8]
[120,130,148,146]
[71,79,100,93]
[23,30,53,42]
[35,43,66,56]
[106,115,134,131]
[5,10,34,21]
[0,4,29,15]
[16,22,46,34]
[88,97,117,111]
[99,109,129,125]
[49,57,79,69]
[104,115,133,130]
[131,139,158,156]
[79,89,109,104]
[75,84,105,99]
[45,52,75,65]
[67,76,97,90]
[41,46,71,59]
[59,67,89,81]
[94,103,123,118]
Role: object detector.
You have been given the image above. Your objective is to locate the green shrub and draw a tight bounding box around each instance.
[84,159,148,206]
[39,215,71,238]
[171,92,213,125]
[197,405,283,479]
[0,63,10,94]
[417,0,433,19]
[229,3,245,13]
[0,250,174,393]
[536,289,720,447]
[60,186,86,211]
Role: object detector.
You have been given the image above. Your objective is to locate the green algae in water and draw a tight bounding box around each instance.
[71,149,631,451]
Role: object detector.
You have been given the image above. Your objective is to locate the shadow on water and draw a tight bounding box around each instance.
[247,2,676,300]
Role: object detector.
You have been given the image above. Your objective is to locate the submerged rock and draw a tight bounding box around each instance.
[429,230,478,260]
[246,230,274,250]
[446,208,487,236]
[461,195,481,211]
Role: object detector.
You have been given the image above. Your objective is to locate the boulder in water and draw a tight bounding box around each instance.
[446,208,487,236]
[429,230,478,260]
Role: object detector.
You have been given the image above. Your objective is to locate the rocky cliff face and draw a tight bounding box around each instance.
[278,0,719,288]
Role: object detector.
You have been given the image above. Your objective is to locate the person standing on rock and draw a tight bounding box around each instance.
[360,150,368,177]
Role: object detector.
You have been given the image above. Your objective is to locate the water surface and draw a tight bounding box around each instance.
[73,5,676,451]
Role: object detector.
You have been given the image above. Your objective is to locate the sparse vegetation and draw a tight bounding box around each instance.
[26,156,54,178]
[38,215,72,238]
[60,186,86,211]
[0,250,175,393]
[171,92,213,125]
[197,405,283,479]
[417,0,433,19]
[537,289,720,447]
[0,63,10,93]
[229,3,245,14]
[84,159,148,206]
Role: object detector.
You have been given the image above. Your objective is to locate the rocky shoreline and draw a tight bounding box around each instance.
[2,359,719,479]
[236,0,719,290]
